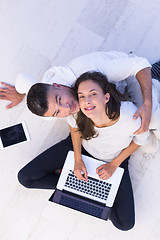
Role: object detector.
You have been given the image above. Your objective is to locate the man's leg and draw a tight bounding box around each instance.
[109,158,135,231]
[151,60,160,81]
[18,135,73,189]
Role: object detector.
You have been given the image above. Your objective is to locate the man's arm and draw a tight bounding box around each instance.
[0,82,25,109]
[133,67,152,135]
[93,51,152,134]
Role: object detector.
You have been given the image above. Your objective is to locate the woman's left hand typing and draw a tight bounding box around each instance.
[96,162,117,180]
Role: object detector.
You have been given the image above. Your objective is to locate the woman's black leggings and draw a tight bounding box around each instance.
[18,135,135,231]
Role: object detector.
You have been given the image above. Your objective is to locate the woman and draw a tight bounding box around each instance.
[67,71,150,231]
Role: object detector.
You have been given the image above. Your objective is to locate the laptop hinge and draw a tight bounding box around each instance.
[62,189,106,207]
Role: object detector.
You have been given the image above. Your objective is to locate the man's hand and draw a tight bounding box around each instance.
[74,159,88,181]
[96,162,117,180]
[133,102,152,135]
[0,82,25,109]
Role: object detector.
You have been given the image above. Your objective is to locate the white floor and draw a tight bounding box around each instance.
[0,0,160,239]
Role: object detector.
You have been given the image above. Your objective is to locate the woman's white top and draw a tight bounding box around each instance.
[67,101,149,162]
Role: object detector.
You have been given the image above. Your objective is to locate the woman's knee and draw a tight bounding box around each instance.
[111,217,135,231]
[120,219,135,231]
[17,168,33,188]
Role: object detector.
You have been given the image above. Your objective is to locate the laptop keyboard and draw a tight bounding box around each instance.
[60,195,103,218]
[64,171,112,201]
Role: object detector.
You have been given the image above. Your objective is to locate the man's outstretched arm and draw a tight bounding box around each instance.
[0,73,37,109]
[0,82,25,109]
[133,67,152,135]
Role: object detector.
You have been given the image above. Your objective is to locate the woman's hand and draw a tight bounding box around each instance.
[74,158,88,181]
[96,162,117,180]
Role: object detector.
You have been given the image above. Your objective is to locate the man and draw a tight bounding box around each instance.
[0,51,154,134]
[0,50,160,190]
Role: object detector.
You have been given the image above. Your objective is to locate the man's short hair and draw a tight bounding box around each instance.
[27,83,53,116]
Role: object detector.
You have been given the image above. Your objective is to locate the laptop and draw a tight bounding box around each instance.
[49,151,124,220]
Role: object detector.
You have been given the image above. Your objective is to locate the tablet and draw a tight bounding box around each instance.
[0,121,30,149]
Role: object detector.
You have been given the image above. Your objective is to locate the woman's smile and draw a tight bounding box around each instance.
[84,106,96,111]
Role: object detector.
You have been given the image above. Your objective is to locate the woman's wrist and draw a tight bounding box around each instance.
[74,152,83,162]
[110,158,121,168]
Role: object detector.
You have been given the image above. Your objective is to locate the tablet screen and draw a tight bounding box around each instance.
[0,123,27,147]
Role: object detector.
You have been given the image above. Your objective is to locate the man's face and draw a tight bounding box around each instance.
[43,84,80,118]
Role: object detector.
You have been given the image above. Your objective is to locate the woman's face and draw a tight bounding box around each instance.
[77,79,109,119]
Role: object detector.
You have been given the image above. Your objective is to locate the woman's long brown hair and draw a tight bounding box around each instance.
[73,71,126,140]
